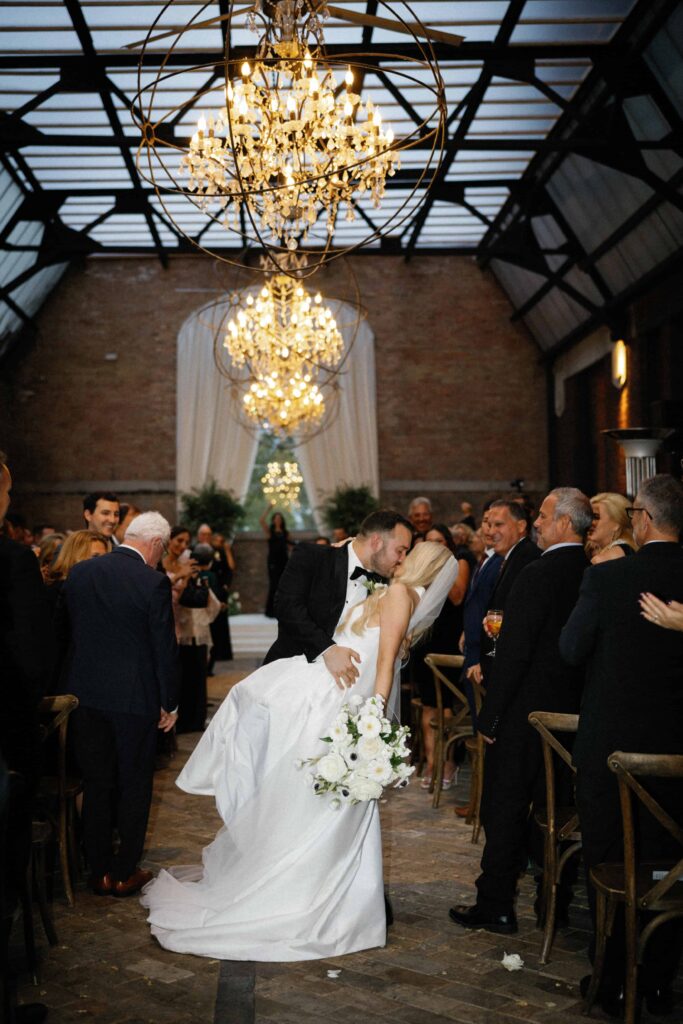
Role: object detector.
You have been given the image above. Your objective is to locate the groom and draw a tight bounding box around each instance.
[264,508,413,688]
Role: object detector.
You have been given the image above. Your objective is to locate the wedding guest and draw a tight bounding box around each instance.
[472,499,541,686]
[37,531,65,580]
[208,530,235,668]
[561,474,683,1015]
[459,501,476,530]
[114,503,141,546]
[82,491,119,543]
[160,527,197,632]
[408,496,433,538]
[450,488,591,936]
[332,526,349,544]
[34,523,57,541]
[175,544,221,733]
[640,591,683,630]
[413,524,472,791]
[0,451,53,1024]
[61,511,178,897]
[3,512,28,543]
[450,522,474,548]
[315,536,331,546]
[45,530,108,616]
[259,507,291,618]
[587,491,635,564]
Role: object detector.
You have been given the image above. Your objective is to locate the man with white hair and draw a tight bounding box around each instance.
[408,496,433,538]
[61,510,179,897]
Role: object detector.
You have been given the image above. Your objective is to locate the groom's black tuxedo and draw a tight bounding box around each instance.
[264,542,350,664]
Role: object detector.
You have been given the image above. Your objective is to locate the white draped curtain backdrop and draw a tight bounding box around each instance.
[176,297,379,526]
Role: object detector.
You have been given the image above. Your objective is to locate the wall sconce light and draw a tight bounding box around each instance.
[611,339,627,389]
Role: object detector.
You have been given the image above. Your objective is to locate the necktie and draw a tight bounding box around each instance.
[350,566,387,585]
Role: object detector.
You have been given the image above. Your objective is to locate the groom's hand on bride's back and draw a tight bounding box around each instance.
[323,645,361,689]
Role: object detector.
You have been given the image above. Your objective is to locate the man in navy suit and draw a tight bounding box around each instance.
[62,511,179,897]
[461,508,503,691]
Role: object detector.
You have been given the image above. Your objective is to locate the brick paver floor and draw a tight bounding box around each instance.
[14,661,682,1023]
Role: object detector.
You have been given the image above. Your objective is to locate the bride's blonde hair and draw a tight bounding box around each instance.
[343,541,453,644]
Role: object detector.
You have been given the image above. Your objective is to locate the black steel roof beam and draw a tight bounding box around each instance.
[62,0,167,266]
[506,257,599,320]
[375,69,425,131]
[405,0,529,255]
[8,78,63,121]
[541,190,613,303]
[0,291,35,329]
[0,43,611,71]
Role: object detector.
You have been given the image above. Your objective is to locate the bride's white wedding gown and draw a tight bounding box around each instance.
[141,602,392,962]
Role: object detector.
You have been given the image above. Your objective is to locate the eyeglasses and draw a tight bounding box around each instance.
[625,506,652,521]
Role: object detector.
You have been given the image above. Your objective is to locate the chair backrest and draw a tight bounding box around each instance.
[608,751,683,911]
[38,695,79,796]
[424,654,467,727]
[528,712,579,837]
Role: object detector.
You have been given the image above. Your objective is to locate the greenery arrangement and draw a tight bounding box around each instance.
[319,484,379,536]
[179,479,246,537]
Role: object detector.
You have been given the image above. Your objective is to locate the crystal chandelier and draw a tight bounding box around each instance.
[243,368,325,435]
[132,0,447,274]
[182,54,399,253]
[224,273,344,377]
[261,460,303,508]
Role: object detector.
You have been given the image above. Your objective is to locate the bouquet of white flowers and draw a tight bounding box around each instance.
[226,591,242,616]
[299,694,415,809]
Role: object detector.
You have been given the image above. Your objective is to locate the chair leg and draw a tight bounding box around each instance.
[540,857,557,965]
[623,901,639,1024]
[431,724,443,808]
[471,743,485,843]
[33,844,58,948]
[584,892,610,1014]
[20,863,38,986]
[57,798,74,907]
[67,800,82,884]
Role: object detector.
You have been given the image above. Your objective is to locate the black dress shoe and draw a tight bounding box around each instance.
[645,986,674,1016]
[384,893,394,928]
[448,904,518,934]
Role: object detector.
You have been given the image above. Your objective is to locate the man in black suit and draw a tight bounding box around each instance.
[265,509,413,687]
[62,511,179,897]
[0,450,53,1024]
[450,488,591,934]
[560,474,683,1015]
[468,499,541,687]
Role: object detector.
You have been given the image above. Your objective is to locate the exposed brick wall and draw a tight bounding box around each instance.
[0,254,548,610]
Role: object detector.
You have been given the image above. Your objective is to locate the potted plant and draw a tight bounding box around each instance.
[179,479,246,537]
[319,484,379,536]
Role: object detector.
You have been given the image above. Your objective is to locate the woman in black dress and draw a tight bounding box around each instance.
[259,508,291,618]
[412,523,475,791]
[587,491,635,563]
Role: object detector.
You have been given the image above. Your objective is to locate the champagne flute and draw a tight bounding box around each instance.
[486,609,503,658]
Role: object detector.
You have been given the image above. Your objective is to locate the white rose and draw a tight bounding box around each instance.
[349,777,383,802]
[395,762,414,781]
[363,758,393,785]
[349,694,364,707]
[317,753,348,784]
[357,714,381,738]
[356,735,384,761]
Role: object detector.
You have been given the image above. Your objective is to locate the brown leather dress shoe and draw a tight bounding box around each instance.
[455,804,472,818]
[113,868,153,898]
[90,872,114,896]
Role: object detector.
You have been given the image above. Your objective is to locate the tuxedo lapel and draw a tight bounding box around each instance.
[330,544,350,631]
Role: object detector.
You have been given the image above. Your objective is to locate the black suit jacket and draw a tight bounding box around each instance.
[478,545,587,738]
[61,546,179,718]
[0,536,54,774]
[480,536,541,670]
[560,541,683,772]
[264,542,350,664]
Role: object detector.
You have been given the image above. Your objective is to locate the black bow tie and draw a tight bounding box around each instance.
[350,566,387,585]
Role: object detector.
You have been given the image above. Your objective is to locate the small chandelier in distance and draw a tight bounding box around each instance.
[261,460,304,509]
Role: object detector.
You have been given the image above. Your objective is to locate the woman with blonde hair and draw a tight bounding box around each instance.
[38,531,66,581]
[46,529,108,587]
[142,541,456,962]
[588,492,635,564]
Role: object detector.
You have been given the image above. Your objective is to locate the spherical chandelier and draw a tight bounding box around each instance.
[132,0,448,276]
[261,460,303,508]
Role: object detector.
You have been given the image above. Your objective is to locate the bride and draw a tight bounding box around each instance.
[141,540,456,961]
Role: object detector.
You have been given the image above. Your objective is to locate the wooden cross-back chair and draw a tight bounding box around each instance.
[584,751,683,1024]
[36,695,81,906]
[423,654,469,809]
[527,711,581,965]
